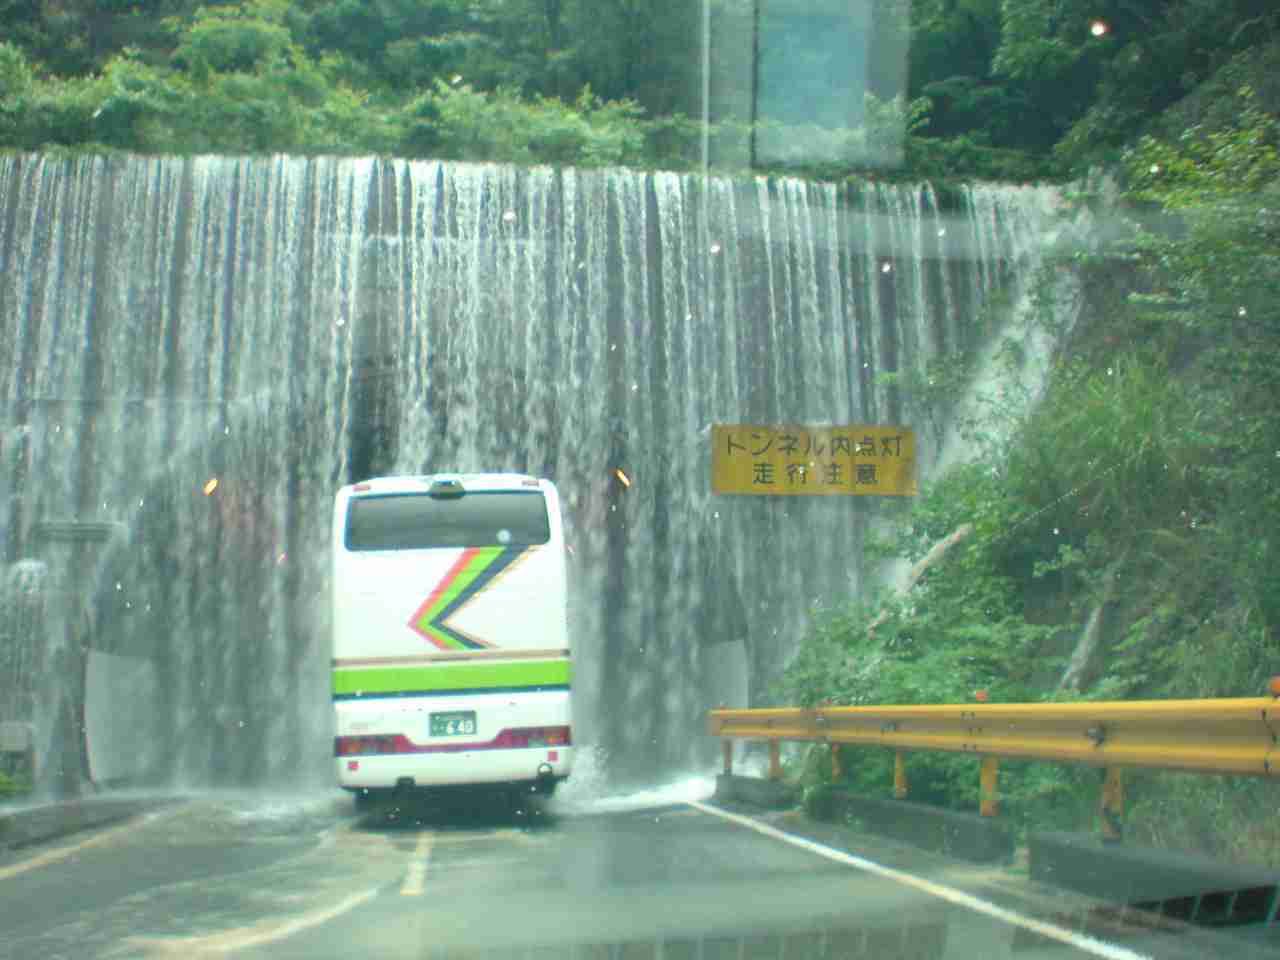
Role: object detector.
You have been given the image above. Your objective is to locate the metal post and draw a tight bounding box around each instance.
[722,739,733,776]
[893,750,908,799]
[830,744,843,782]
[979,757,999,817]
[700,0,711,173]
[1099,767,1123,843]
[768,741,782,780]
[1264,886,1279,926]
[749,0,761,168]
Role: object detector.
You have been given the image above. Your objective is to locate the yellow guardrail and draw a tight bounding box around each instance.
[709,681,1280,837]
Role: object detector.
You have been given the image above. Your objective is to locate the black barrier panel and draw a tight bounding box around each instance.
[424,919,950,960]
[1030,831,1280,928]
[806,784,1015,865]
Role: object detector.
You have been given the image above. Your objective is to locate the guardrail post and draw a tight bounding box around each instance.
[767,741,782,780]
[979,757,999,817]
[1099,767,1123,843]
[830,744,843,781]
[893,750,909,799]
[722,739,733,776]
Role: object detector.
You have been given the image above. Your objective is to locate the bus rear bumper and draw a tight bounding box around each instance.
[336,746,574,791]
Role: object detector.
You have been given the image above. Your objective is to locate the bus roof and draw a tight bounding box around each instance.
[342,474,550,496]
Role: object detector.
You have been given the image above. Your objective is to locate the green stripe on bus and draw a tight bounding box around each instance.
[332,659,572,697]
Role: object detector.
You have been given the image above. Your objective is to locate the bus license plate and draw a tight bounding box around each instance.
[430,711,477,737]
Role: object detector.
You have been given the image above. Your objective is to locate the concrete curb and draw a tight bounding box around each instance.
[711,773,801,810]
[807,784,1015,864]
[0,795,176,854]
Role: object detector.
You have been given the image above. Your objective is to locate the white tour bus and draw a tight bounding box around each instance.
[331,473,572,809]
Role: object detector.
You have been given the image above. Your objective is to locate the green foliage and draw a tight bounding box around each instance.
[0,51,109,151]
[781,85,1280,852]
[170,3,292,77]
[1126,774,1280,867]
[0,42,35,101]
[0,0,1275,178]
[781,462,1062,821]
[0,770,31,801]
[405,81,646,166]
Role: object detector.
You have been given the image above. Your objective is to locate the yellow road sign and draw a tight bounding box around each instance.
[711,424,916,496]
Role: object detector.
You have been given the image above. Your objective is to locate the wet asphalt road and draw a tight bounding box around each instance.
[0,789,1272,960]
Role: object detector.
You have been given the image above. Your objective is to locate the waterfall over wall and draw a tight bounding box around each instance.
[0,154,1058,791]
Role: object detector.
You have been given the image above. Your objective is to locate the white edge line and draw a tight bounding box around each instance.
[687,800,1153,960]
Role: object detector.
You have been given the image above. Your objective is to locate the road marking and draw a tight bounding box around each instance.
[0,808,176,882]
[400,830,433,896]
[125,888,380,955]
[687,800,1153,960]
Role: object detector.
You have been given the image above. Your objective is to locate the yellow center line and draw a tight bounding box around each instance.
[0,808,177,882]
[399,830,434,897]
[126,888,381,955]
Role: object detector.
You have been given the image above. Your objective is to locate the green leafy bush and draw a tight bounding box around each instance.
[0,770,31,801]
[404,81,645,167]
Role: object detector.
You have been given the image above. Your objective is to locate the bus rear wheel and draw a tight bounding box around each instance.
[352,789,385,815]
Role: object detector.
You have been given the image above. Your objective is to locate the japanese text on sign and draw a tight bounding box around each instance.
[712,425,917,496]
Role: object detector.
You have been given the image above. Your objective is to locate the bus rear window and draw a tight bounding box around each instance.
[345,491,551,551]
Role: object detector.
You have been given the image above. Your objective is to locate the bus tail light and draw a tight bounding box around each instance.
[335,726,571,756]
[335,734,414,756]
[490,726,572,749]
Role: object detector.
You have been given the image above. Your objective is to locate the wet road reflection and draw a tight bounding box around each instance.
[1,789,1276,959]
